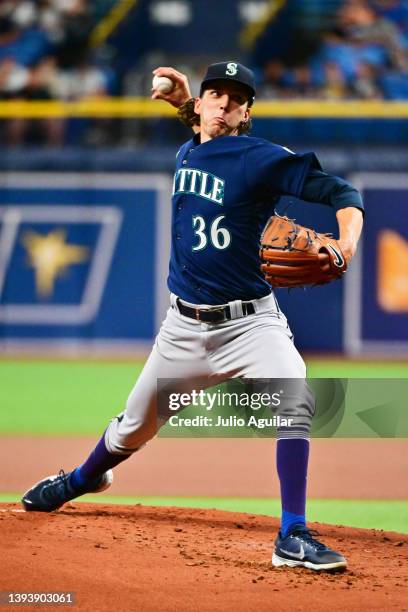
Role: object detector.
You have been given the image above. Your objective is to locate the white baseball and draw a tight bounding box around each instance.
[152,75,175,94]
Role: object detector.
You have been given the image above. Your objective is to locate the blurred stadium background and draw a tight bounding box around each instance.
[0,0,407,357]
[0,0,407,529]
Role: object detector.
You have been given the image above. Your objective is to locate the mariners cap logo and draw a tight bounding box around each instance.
[226,62,238,76]
[200,61,256,106]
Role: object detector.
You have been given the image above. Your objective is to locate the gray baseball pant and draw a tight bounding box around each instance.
[105,292,314,454]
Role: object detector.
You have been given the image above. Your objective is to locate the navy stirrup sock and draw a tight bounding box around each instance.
[277,438,309,537]
[70,434,131,489]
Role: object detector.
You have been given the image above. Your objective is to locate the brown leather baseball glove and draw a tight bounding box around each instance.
[260,214,347,288]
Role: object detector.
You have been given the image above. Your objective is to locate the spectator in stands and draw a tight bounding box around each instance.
[315,24,383,99]
[46,0,113,145]
[370,0,408,38]
[0,10,51,95]
[259,0,407,100]
[49,51,109,101]
[46,0,111,101]
[338,0,408,72]
[0,0,114,145]
[326,0,408,98]
[320,61,350,99]
[0,7,63,145]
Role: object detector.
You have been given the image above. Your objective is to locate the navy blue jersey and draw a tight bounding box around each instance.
[168,134,321,305]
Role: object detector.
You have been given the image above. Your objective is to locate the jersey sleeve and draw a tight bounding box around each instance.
[300,169,365,215]
[245,141,322,198]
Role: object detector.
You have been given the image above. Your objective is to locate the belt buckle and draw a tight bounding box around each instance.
[196,305,227,323]
[210,306,227,322]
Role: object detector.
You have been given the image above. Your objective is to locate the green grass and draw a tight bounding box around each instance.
[1,358,407,435]
[2,494,407,534]
[0,361,144,434]
[307,360,408,378]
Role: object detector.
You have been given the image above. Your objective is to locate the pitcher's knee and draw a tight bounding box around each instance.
[105,411,158,454]
[276,381,316,438]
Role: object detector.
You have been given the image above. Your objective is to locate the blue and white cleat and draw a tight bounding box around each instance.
[21,469,113,512]
[272,524,347,571]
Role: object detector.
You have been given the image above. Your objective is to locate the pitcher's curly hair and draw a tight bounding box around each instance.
[177,98,252,135]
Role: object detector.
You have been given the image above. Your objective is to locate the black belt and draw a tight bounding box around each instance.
[176,298,255,323]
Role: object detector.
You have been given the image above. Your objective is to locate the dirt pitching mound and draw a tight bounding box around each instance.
[1,503,407,611]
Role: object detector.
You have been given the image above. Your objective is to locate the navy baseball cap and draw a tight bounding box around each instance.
[200,61,256,106]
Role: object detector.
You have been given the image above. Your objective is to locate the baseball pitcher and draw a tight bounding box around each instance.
[22,61,364,571]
